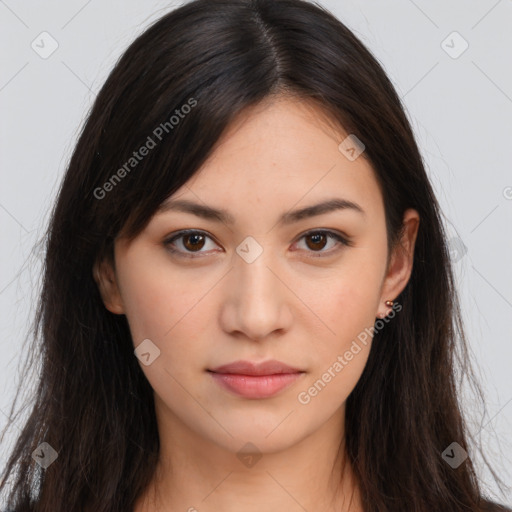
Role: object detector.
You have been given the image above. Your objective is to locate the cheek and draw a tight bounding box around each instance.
[115,248,216,390]
[116,246,207,342]
[301,260,383,344]
[296,278,376,413]
[294,250,384,396]
[115,255,211,410]
[117,268,172,343]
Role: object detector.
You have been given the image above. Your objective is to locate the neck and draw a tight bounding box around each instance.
[134,401,363,512]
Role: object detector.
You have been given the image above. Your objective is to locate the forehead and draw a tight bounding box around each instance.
[163,96,384,224]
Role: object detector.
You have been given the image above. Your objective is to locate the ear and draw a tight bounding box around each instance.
[92,255,125,315]
[377,208,420,318]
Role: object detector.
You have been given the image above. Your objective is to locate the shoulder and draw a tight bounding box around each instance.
[481,499,512,512]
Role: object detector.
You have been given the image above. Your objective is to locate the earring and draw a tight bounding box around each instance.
[377,300,394,319]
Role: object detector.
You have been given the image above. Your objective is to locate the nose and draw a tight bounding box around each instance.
[219,243,293,342]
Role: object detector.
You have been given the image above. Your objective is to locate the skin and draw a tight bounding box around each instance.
[94,95,419,512]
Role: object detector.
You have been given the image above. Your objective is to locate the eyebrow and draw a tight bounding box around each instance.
[157,197,365,225]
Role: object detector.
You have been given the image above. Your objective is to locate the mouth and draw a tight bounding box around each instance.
[207,359,306,399]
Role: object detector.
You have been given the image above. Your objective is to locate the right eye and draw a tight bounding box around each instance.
[163,230,221,258]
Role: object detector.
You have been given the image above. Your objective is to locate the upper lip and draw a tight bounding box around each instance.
[209,360,303,376]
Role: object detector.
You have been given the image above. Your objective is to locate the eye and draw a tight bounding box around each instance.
[164,230,219,258]
[292,230,351,257]
[163,229,351,259]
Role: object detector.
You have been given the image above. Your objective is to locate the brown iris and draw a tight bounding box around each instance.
[182,233,206,252]
[304,232,328,251]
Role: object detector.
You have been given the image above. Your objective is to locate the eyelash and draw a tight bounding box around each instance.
[163,229,352,259]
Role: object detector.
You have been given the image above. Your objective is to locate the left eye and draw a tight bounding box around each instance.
[164,229,350,258]
[293,230,349,256]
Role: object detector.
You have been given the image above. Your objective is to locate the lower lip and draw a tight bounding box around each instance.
[209,371,304,399]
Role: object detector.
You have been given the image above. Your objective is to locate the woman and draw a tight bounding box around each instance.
[0,0,510,510]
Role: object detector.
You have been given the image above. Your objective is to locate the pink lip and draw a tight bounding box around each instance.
[208,360,305,399]
[210,359,302,375]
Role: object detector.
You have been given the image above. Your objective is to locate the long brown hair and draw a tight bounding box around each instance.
[0,0,508,510]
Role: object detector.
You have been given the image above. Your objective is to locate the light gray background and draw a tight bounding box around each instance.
[1,0,511,505]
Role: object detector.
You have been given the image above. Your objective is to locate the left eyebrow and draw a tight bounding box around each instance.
[157,197,366,225]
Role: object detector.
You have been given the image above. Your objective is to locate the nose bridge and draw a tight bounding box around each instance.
[236,239,275,296]
[225,235,291,340]
[235,234,279,304]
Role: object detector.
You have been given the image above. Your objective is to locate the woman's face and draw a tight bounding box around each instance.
[96,96,418,455]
